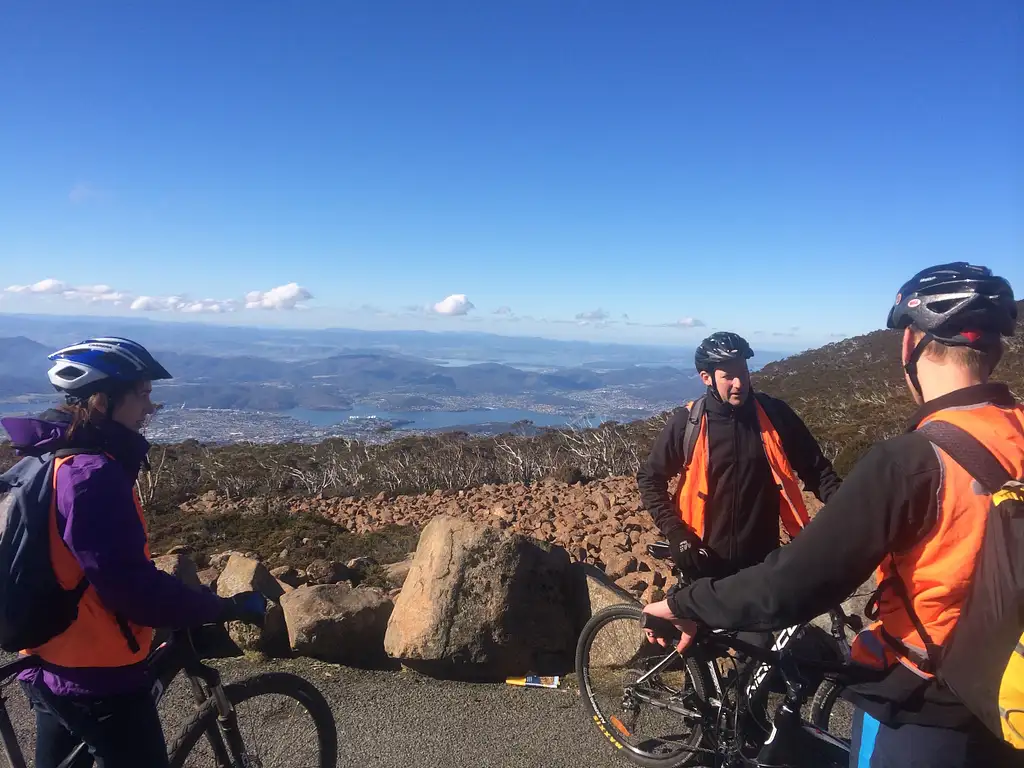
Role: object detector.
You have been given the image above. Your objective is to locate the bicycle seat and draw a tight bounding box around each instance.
[647,541,673,560]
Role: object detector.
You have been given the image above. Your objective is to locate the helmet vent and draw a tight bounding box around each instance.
[54,365,83,381]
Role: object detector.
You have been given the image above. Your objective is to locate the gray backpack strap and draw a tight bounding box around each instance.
[682,395,707,468]
[917,421,1012,494]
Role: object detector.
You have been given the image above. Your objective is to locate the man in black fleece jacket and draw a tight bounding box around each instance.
[637,331,841,580]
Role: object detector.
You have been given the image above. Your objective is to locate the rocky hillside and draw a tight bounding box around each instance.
[160,474,825,607]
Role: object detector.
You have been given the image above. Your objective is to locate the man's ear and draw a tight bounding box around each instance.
[901,327,915,367]
[699,370,714,387]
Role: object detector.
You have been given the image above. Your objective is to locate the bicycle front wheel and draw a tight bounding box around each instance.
[167,671,338,767]
[576,603,714,768]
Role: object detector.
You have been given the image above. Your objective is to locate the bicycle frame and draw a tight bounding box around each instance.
[0,625,247,768]
[633,601,857,767]
[717,631,851,766]
[740,604,854,705]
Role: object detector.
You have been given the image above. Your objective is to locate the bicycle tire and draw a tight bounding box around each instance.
[576,603,715,768]
[809,679,853,745]
[167,671,338,768]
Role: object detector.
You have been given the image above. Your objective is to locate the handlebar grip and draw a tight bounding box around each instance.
[640,613,681,642]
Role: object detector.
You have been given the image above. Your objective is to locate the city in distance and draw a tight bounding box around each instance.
[0,313,787,444]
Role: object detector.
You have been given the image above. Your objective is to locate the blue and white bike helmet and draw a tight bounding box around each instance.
[47,337,172,400]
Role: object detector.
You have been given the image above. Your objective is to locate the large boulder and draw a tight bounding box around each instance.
[571,562,638,621]
[216,555,288,656]
[209,550,248,571]
[305,559,353,585]
[382,556,414,590]
[270,566,304,589]
[153,554,202,590]
[196,568,220,592]
[566,564,645,669]
[280,584,394,666]
[383,516,577,680]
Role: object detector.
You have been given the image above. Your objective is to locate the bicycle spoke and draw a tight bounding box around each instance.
[579,606,707,763]
[175,690,324,767]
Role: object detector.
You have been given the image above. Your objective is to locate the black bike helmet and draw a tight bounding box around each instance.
[887,262,1016,345]
[887,262,1016,397]
[694,332,754,373]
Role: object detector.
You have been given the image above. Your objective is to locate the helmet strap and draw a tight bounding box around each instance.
[904,331,933,400]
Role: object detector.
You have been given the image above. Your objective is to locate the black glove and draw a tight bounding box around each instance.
[221,591,267,628]
[668,530,723,580]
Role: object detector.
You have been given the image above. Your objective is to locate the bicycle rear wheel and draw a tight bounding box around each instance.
[576,604,715,767]
[809,679,854,746]
[167,672,338,767]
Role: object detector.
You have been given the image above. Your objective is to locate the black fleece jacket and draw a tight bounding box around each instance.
[637,390,841,571]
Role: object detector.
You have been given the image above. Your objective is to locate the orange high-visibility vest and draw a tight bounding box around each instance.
[676,397,811,539]
[23,454,154,667]
[851,401,1024,677]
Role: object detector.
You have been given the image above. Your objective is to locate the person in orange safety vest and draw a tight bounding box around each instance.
[637,331,841,582]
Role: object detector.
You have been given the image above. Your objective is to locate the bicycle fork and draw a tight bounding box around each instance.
[188,672,251,768]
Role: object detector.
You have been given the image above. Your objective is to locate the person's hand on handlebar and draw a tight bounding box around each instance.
[220,591,268,628]
[641,600,700,654]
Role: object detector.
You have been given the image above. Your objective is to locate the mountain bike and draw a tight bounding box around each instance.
[0,622,338,768]
[575,543,863,767]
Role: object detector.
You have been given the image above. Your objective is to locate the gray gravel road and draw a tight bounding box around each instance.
[2,656,629,768]
[3,655,853,767]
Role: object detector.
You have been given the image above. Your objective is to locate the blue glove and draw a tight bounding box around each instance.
[222,591,267,628]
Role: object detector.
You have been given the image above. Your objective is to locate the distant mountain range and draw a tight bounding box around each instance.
[0,332,705,412]
[0,311,790,366]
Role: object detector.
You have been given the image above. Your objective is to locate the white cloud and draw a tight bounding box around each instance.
[244,282,313,310]
[130,296,163,311]
[661,317,706,328]
[70,284,113,295]
[184,299,235,313]
[8,276,310,315]
[575,308,610,322]
[493,305,513,316]
[69,183,102,204]
[6,278,67,294]
[130,295,237,314]
[61,285,131,304]
[432,294,475,316]
[131,296,184,312]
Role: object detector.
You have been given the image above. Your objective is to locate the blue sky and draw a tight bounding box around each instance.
[1,1,1020,351]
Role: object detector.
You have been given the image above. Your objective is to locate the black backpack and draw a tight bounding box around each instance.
[914,420,1024,748]
[0,449,93,653]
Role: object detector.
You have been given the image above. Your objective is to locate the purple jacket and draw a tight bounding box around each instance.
[2,413,228,697]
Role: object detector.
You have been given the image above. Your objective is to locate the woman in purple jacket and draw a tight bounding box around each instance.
[1,337,265,768]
